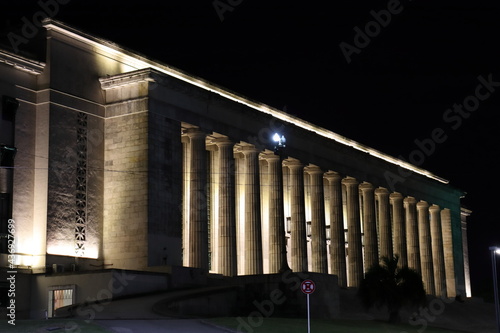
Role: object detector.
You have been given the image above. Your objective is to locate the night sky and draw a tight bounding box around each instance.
[2,0,499,298]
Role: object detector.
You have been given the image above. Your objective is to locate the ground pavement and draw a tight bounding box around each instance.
[73,291,234,333]
[73,287,497,333]
[338,288,498,333]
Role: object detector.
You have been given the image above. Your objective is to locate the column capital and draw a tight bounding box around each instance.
[429,204,441,212]
[341,176,358,187]
[324,171,342,182]
[359,181,374,192]
[237,144,261,156]
[211,137,233,147]
[259,150,281,161]
[404,196,417,205]
[183,127,206,139]
[283,158,303,169]
[390,192,404,202]
[206,136,234,152]
[375,187,389,196]
[304,164,323,175]
[417,200,429,209]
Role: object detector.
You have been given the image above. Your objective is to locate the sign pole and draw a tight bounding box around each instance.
[301,279,315,333]
[307,293,311,333]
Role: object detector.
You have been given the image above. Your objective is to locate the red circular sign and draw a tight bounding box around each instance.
[301,279,315,294]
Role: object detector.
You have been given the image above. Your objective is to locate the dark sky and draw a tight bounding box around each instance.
[2,0,500,297]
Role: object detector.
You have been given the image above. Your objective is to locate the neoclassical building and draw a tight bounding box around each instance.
[0,20,471,317]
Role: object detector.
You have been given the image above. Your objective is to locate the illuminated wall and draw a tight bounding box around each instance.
[100,77,150,270]
[45,104,103,260]
[1,51,48,270]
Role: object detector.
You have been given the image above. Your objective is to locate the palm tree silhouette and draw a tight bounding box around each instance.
[358,255,426,323]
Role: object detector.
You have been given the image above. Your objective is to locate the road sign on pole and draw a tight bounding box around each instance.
[301,280,315,333]
[301,279,315,294]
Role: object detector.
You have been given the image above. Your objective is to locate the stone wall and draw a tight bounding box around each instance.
[147,111,182,267]
[103,108,149,270]
[46,105,103,260]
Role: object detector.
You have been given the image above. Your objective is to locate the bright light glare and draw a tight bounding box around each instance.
[273,133,281,142]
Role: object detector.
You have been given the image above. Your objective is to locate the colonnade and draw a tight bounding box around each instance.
[181,128,457,296]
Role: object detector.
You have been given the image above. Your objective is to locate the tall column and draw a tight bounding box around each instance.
[342,177,363,287]
[404,196,420,273]
[417,200,435,295]
[461,208,472,298]
[305,165,328,273]
[182,135,190,267]
[324,171,347,288]
[286,159,308,272]
[241,146,263,275]
[186,129,209,270]
[207,144,218,272]
[441,208,456,297]
[430,204,447,298]
[215,139,237,276]
[359,182,378,271]
[390,192,407,268]
[375,187,392,260]
[263,152,286,273]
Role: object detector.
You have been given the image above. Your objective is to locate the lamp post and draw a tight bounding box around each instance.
[490,246,500,333]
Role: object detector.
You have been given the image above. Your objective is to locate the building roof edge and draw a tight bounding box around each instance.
[41,18,450,185]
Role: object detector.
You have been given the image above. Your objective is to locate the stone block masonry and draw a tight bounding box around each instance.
[103,111,149,270]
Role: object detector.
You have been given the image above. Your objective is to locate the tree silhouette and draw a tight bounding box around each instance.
[358,255,426,323]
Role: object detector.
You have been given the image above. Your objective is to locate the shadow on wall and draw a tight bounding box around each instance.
[154,271,340,319]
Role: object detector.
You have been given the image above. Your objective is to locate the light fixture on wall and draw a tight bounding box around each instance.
[272,133,286,155]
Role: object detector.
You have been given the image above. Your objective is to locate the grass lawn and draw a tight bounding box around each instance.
[0,319,112,333]
[208,317,470,333]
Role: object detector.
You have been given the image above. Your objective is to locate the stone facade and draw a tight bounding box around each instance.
[0,19,472,318]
